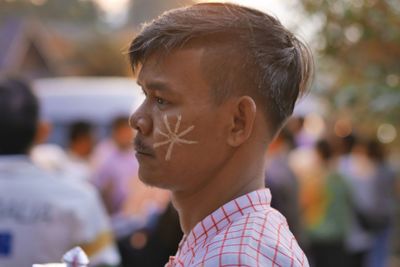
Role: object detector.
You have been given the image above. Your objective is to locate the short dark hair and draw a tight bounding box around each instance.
[68,121,93,144]
[367,138,385,162]
[129,3,313,136]
[340,133,356,154]
[0,77,39,155]
[316,139,332,161]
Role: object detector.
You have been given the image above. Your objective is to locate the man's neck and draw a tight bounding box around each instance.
[171,151,265,235]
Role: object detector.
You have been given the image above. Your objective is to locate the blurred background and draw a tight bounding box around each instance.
[0,0,399,266]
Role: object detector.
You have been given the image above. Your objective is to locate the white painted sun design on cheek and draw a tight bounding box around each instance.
[153,114,198,161]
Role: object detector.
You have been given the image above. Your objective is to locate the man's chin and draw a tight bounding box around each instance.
[138,171,171,190]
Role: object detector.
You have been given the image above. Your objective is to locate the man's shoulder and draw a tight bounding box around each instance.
[36,170,99,200]
[201,209,308,266]
[221,208,294,245]
[0,162,100,207]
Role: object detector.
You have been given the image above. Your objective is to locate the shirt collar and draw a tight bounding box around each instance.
[178,188,271,257]
[0,154,39,175]
[0,154,31,164]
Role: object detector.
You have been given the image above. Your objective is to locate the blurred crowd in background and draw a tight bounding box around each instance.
[265,117,399,267]
[0,0,399,267]
[24,110,400,267]
[30,114,181,267]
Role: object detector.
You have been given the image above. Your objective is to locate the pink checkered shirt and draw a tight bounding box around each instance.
[166,189,309,267]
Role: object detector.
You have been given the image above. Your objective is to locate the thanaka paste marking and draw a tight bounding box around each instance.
[153,114,198,161]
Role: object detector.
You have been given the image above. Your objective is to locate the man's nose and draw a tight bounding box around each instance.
[129,109,152,136]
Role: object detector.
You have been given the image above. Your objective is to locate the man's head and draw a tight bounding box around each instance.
[315,139,333,163]
[111,116,134,150]
[0,77,39,155]
[68,121,94,158]
[129,3,313,190]
[130,3,313,137]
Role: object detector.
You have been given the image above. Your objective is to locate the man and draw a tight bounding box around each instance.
[68,120,94,162]
[92,116,135,172]
[129,3,313,266]
[91,117,139,222]
[0,77,120,267]
[65,120,95,181]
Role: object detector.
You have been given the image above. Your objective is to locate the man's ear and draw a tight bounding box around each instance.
[227,96,257,147]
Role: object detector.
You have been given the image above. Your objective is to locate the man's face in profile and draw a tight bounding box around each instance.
[131,48,232,192]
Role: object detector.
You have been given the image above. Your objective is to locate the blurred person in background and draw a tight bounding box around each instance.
[30,121,95,183]
[337,135,380,267]
[91,116,134,169]
[118,203,182,267]
[30,142,72,175]
[91,116,142,239]
[286,116,315,148]
[265,128,303,242]
[65,120,95,181]
[0,77,120,267]
[28,120,73,176]
[67,120,94,164]
[300,139,352,267]
[365,139,397,267]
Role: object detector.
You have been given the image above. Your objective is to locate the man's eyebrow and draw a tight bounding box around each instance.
[137,80,173,92]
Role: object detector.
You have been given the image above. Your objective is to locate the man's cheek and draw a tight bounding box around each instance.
[153,114,198,161]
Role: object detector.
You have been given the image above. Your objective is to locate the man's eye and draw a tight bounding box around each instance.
[156,97,166,105]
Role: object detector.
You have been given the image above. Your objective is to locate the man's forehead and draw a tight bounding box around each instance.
[138,48,205,74]
[137,48,206,87]
[136,55,164,85]
[136,62,172,92]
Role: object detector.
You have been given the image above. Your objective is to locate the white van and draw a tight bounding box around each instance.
[33,77,144,146]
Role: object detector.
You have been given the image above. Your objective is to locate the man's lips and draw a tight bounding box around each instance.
[133,137,155,157]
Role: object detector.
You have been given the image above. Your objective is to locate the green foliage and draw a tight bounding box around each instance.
[300,0,400,127]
